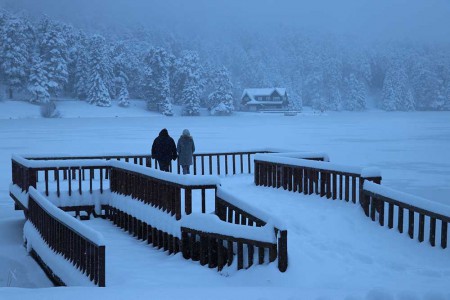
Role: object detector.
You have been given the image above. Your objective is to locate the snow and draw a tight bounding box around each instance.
[23,221,96,287]
[242,88,287,101]
[217,187,286,229]
[28,187,105,245]
[109,191,182,238]
[364,181,450,218]
[255,153,371,176]
[1,101,450,299]
[261,151,330,162]
[108,160,220,186]
[181,213,276,243]
[12,154,108,168]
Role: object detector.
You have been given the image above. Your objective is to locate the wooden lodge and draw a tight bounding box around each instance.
[241,88,289,111]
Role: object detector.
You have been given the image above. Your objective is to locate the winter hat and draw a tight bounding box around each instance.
[159,128,168,136]
[182,129,190,136]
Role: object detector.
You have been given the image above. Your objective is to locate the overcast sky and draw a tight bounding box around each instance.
[1,0,450,43]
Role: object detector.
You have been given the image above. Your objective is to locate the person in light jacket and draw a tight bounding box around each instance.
[177,129,195,175]
[151,128,178,172]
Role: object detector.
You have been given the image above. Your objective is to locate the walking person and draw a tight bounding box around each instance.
[151,128,177,172]
[177,129,195,175]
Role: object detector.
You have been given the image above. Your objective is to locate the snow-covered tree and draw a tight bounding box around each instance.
[208,66,234,115]
[382,63,414,111]
[74,39,90,99]
[28,56,50,103]
[38,21,69,96]
[1,17,32,98]
[181,78,201,116]
[323,57,343,111]
[86,35,113,107]
[117,77,129,107]
[172,50,204,106]
[142,47,172,115]
[344,73,366,111]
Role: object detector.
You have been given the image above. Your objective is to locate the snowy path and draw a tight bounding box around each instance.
[79,174,450,293]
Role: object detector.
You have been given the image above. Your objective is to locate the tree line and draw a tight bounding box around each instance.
[1,9,450,113]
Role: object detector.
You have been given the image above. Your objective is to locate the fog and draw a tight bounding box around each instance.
[2,0,450,43]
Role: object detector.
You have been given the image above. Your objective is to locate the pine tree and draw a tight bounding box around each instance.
[172,50,204,106]
[86,35,113,107]
[182,78,201,116]
[117,77,129,107]
[28,56,50,103]
[323,57,343,111]
[1,17,32,98]
[39,21,69,96]
[88,73,111,107]
[344,73,366,111]
[142,47,172,115]
[382,63,414,111]
[74,40,90,99]
[208,66,234,115]
[305,71,325,111]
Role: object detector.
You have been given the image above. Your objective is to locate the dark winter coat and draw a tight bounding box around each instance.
[177,135,195,166]
[151,129,177,164]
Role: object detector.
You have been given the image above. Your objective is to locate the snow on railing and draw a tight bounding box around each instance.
[362,181,450,249]
[254,152,381,203]
[181,213,276,243]
[254,153,376,176]
[28,188,104,244]
[27,187,105,287]
[214,187,288,272]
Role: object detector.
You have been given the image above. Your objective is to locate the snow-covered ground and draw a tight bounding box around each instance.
[0,100,449,299]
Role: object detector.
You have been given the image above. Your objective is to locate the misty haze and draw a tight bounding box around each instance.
[0,1,449,299]
[0,0,449,111]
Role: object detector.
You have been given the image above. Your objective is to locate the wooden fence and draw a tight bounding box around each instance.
[27,188,105,287]
[254,156,381,204]
[214,190,288,272]
[21,150,276,177]
[362,181,449,249]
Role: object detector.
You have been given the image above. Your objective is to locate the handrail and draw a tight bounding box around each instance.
[27,188,105,287]
[362,181,449,249]
[17,149,280,176]
[254,154,381,203]
[109,160,219,219]
[214,188,288,272]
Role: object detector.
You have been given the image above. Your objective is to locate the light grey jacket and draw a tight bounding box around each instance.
[177,135,195,165]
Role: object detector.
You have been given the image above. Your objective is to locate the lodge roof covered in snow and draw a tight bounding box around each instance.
[241,88,287,103]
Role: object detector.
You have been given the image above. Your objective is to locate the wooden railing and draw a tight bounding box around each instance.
[189,150,273,176]
[108,160,219,220]
[11,156,109,217]
[181,225,279,272]
[21,150,277,177]
[214,189,288,272]
[254,154,381,204]
[362,181,449,249]
[105,205,181,255]
[27,188,105,287]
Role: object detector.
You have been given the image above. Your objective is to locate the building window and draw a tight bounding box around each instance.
[273,96,281,101]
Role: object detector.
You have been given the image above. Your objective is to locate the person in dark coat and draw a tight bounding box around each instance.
[177,129,195,175]
[151,128,177,172]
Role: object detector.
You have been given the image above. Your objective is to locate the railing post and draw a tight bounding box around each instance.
[98,246,105,287]
[278,230,288,272]
[185,188,192,215]
[254,161,260,186]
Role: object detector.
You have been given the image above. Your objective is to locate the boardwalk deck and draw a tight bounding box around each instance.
[44,174,449,289]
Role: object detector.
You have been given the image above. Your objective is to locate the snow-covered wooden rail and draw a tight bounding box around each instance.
[254,153,449,250]
[11,150,313,286]
[362,182,449,249]
[27,187,105,287]
[254,153,381,203]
